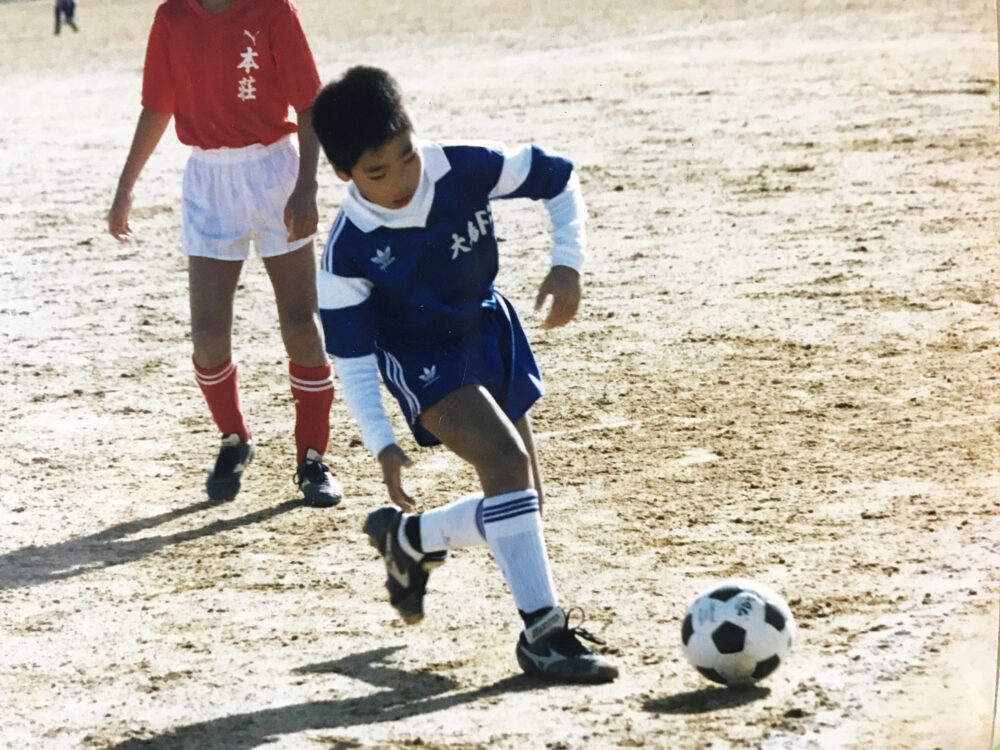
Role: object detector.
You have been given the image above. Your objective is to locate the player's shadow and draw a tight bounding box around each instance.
[0,496,305,591]
[109,645,553,749]
[643,684,770,714]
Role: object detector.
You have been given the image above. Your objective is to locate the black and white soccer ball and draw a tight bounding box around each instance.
[681,578,795,687]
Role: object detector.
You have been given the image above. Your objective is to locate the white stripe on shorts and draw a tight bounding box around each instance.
[382,350,421,419]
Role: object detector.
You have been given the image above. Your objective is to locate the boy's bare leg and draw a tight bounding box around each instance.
[263,243,340,507]
[513,414,544,512]
[262,243,327,366]
[189,256,253,501]
[188,256,242,368]
[418,384,532,495]
[380,385,616,683]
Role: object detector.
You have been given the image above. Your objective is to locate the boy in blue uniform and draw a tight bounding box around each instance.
[312,66,618,684]
[54,0,78,34]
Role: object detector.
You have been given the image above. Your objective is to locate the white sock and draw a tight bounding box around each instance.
[480,489,557,615]
[398,492,486,556]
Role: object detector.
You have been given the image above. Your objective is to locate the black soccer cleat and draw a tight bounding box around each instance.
[363,506,447,624]
[294,448,343,507]
[205,433,255,501]
[516,606,619,684]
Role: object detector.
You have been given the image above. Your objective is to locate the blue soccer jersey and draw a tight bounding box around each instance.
[319,140,573,355]
[318,138,586,455]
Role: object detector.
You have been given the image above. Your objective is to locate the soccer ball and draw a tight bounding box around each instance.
[680,578,795,687]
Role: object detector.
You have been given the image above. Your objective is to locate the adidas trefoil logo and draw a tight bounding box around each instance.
[371,246,395,271]
[418,366,439,387]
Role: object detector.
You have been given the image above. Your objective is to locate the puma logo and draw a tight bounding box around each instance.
[243,29,259,45]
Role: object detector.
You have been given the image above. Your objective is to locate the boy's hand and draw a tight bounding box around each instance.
[284,181,318,242]
[535,265,581,329]
[377,443,416,512]
[107,189,134,241]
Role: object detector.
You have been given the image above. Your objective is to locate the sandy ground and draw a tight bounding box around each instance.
[2,0,1000,748]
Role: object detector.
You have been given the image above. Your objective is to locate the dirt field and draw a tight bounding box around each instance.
[2,0,999,747]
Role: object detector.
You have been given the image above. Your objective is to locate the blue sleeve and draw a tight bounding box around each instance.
[445,141,573,202]
[317,220,377,359]
[319,297,376,359]
[442,143,505,201]
[496,145,573,201]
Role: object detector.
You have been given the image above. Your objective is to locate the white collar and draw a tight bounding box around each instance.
[341,139,451,233]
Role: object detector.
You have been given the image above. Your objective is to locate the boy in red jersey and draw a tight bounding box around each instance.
[107,0,342,508]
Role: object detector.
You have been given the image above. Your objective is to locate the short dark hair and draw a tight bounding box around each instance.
[311,66,413,174]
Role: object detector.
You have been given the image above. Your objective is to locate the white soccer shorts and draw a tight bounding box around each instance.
[181,135,312,260]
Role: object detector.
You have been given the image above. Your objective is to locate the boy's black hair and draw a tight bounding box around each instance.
[311,66,413,174]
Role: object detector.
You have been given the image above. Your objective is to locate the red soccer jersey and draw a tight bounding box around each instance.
[141,0,321,149]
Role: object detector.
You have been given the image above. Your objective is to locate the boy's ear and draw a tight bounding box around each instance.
[334,167,351,182]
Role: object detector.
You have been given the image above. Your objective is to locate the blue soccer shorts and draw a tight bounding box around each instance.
[376,293,545,447]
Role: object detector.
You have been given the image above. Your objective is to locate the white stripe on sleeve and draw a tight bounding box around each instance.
[543,171,587,272]
[334,354,397,457]
[317,267,372,310]
[488,143,534,199]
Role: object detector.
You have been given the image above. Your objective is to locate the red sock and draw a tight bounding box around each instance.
[194,358,250,442]
[289,361,334,464]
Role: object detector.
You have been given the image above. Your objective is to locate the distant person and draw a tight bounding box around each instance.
[54,0,78,34]
[106,0,342,507]
[312,66,620,683]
